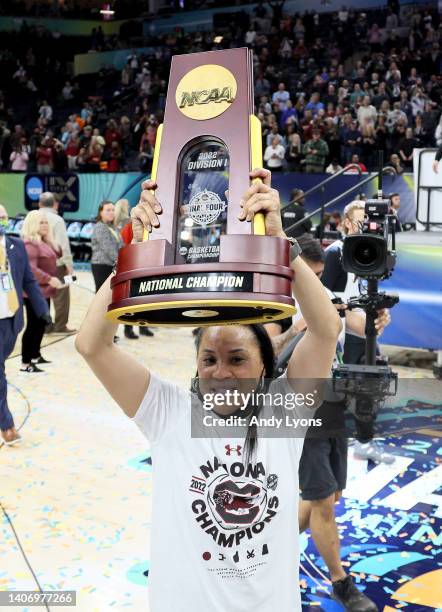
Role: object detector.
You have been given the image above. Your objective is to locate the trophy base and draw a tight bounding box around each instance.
[106,296,295,327]
[107,235,296,327]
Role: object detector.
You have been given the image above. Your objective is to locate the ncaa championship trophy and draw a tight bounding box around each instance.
[107,48,296,326]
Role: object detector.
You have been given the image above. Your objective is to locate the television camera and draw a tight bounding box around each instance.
[333,197,400,423]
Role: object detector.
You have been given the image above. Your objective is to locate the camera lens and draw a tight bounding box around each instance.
[353,239,379,268]
[342,232,392,279]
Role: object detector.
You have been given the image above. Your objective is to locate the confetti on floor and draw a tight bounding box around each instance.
[1,271,441,611]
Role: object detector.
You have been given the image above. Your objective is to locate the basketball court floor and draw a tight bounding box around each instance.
[1,271,441,611]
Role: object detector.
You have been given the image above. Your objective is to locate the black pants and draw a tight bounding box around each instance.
[22,298,50,364]
[91,263,113,293]
[343,333,366,364]
[343,333,374,443]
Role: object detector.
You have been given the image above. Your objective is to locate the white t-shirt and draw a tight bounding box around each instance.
[132,373,305,612]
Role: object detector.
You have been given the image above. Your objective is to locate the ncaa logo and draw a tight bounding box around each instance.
[26,177,43,201]
[186,189,227,226]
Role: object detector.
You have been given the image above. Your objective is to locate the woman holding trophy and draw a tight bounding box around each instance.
[76,167,341,611]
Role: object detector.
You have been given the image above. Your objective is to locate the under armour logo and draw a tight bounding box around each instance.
[225,444,242,456]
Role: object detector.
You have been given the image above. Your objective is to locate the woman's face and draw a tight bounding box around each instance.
[100,203,115,223]
[38,217,49,237]
[197,326,265,414]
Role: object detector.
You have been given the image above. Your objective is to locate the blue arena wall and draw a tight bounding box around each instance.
[2,170,440,351]
[0,171,416,224]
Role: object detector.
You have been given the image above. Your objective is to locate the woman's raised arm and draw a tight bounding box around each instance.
[77,181,168,417]
[75,266,150,418]
[238,168,342,380]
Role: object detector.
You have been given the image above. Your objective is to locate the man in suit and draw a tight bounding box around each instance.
[0,204,50,446]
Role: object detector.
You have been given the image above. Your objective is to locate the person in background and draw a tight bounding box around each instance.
[271,233,386,612]
[66,134,81,170]
[36,136,53,174]
[52,141,68,173]
[272,82,290,109]
[326,159,343,174]
[38,192,76,335]
[322,201,395,464]
[0,204,50,445]
[315,212,336,239]
[106,141,123,172]
[431,141,442,174]
[282,188,312,238]
[285,132,303,172]
[345,154,367,173]
[10,142,29,172]
[303,129,329,173]
[113,199,141,340]
[434,116,442,149]
[330,211,343,234]
[84,141,103,172]
[385,153,404,175]
[20,210,63,372]
[389,193,402,232]
[117,201,154,339]
[264,136,285,171]
[91,200,125,344]
[139,140,154,174]
[398,127,418,170]
[321,200,366,333]
[91,201,121,292]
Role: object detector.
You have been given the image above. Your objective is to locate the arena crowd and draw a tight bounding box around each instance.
[0,2,440,175]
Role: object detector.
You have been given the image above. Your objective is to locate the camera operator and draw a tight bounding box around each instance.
[271,233,389,612]
[321,201,394,464]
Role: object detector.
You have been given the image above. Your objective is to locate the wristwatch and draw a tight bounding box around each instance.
[286,236,302,262]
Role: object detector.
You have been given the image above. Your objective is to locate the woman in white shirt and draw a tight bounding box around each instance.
[75,168,341,612]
